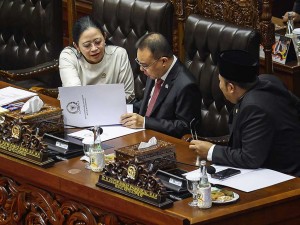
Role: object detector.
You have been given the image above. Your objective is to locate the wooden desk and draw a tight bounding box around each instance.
[260,17,300,97]
[1,82,300,225]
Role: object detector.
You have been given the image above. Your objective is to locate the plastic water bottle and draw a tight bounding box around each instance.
[89,126,105,172]
[197,160,212,209]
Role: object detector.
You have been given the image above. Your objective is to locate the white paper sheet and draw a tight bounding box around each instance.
[184,165,295,192]
[59,84,127,127]
[0,86,37,106]
[68,126,144,142]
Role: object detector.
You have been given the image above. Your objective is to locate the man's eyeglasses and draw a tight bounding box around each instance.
[82,38,104,50]
[135,57,160,70]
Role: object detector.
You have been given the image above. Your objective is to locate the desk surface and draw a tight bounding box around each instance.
[1,82,300,225]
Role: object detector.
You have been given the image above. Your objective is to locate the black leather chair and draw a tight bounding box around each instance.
[183,14,260,144]
[0,0,63,89]
[92,0,174,101]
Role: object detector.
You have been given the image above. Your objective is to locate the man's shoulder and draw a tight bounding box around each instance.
[172,61,197,84]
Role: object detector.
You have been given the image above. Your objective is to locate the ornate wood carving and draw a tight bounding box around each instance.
[193,0,260,30]
[260,0,275,73]
[97,160,173,208]
[0,175,145,225]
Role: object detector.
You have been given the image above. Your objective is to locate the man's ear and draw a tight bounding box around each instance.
[227,82,235,94]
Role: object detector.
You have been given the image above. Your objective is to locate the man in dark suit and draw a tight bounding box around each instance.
[190,50,300,176]
[120,33,201,138]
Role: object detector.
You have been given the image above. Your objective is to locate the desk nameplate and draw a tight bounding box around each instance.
[0,140,54,168]
[97,175,173,209]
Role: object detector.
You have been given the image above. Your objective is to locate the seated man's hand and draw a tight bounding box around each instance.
[120,113,144,128]
[189,140,213,159]
[283,11,300,23]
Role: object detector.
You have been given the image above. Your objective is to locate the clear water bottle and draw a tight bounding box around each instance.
[89,126,105,172]
[286,12,295,37]
[197,160,212,209]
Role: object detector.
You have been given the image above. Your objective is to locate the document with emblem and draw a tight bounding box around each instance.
[59,84,127,127]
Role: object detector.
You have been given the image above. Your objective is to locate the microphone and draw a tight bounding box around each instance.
[207,166,216,174]
[90,125,103,135]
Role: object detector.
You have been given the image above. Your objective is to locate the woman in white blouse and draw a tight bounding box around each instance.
[59,16,135,102]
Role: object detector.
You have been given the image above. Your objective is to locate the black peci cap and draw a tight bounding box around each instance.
[218,50,259,83]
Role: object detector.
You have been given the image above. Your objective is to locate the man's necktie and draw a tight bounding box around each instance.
[146,79,163,116]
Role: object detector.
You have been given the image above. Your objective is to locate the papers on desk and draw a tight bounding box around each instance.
[184,165,295,192]
[0,86,37,106]
[59,84,127,127]
[68,126,144,142]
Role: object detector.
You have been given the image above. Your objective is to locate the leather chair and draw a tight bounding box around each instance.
[91,0,174,101]
[183,14,260,144]
[0,0,63,90]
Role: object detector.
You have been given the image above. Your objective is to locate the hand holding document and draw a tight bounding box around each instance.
[59,84,127,127]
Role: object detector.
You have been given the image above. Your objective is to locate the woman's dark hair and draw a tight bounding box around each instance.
[72,15,106,45]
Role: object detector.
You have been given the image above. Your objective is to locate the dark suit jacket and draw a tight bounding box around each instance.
[213,74,300,176]
[139,60,201,138]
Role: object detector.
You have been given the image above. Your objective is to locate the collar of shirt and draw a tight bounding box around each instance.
[159,55,177,82]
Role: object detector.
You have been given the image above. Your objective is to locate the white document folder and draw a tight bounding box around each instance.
[59,84,127,127]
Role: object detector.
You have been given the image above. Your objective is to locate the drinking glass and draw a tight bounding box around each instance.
[82,137,94,170]
[186,175,200,207]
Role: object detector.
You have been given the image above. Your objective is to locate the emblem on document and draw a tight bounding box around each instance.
[66,101,80,114]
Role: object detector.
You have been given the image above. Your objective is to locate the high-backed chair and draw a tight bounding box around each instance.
[0,0,63,89]
[91,0,174,101]
[184,14,260,144]
[182,0,274,74]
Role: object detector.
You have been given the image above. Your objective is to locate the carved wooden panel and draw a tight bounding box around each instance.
[0,175,145,225]
[193,0,260,30]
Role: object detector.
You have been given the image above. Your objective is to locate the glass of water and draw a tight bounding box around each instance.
[186,174,200,207]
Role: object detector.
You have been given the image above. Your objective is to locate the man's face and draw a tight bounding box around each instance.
[136,48,163,80]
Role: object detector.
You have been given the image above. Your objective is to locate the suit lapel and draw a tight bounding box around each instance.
[149,62,179,116]
[140,79,155,116]
[228,100,242,146]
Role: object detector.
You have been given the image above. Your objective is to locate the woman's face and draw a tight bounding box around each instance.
[75,27,105,64]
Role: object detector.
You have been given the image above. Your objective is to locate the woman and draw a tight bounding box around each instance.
[59,16,135,101]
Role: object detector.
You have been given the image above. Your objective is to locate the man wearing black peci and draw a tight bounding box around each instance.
[190,50,300,176]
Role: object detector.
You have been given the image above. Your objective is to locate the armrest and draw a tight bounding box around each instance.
[30,87,59,98]
[0,60,58,81]
[182,134,229,146]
